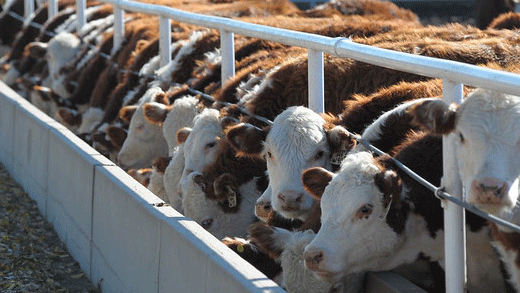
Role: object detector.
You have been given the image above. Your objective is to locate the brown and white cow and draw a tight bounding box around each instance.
[302,133,506,292]
[407,88,520,214]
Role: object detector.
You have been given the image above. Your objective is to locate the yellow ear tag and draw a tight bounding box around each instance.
[237,245,244,253]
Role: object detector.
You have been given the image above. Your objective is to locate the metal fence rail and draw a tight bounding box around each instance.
[10,0,520,292]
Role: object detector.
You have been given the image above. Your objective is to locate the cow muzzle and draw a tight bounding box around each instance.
[470,177,513,211]
[276,190,304,211]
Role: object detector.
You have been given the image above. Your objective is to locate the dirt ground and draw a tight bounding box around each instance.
[0,163,99,292]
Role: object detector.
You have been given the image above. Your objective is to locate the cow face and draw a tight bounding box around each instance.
[181,108,225,180]
[409,89,520,214]
[117,87,169,170]
[302,152,408,283]
[226,106,354,221]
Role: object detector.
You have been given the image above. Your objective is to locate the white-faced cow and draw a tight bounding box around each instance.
[407,88,520,214]
[302,134,506,292]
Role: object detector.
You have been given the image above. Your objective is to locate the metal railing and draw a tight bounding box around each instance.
[11,0,520,292]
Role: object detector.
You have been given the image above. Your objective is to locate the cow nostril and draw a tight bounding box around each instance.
[312,251,323,264]
[277,193,286,203]
[305,250,324,265]
[295,193,303,203]
[263,202,271,210]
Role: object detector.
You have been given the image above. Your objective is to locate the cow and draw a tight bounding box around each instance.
[407,88,520,214]
[301,133,506,293]
[116,87,169,170]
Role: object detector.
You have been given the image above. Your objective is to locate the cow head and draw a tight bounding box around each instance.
[226,106,356,221]
[143,95,200,155]
[180,108,227,180]
[116,87,169,170]
[302,151,408,283]
[408,88,520,214]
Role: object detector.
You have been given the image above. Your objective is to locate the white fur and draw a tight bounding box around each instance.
[450,89,520,213]
[304,151,443,282]
[148,166,168,203]
[77,107,105,134]
[117,87,168,169]
[261,106,332,220]
[158,95,199,155]
[181,108,224,178]
[164,144,185,212]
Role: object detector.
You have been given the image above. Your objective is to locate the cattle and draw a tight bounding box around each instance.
[116,87,169,170]
[301,133,506,292]
[225,89,445,221]
[407,87,520,292]
[226,106,356,221]
[407,88,520,214]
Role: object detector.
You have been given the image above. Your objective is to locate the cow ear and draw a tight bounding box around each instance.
[325,125,357,164]
[106,125,127,149]
[152,156,171,173]
[25,42,48,59]
[57,107,82,127]
[119,105,138,124]
[152,92,168,105]
[302,167,334,200]
[374,170,402,207]
[225,123,268,156]
[407,99,457,135]
[143,102,169,125]
[220,116,239,130]
[177,127,192,144]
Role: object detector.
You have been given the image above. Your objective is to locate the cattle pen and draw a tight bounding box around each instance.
[2,0,520,292]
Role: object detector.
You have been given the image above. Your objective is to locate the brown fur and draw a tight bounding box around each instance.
[152,156,171,174]
[105,125,127,149]
[301,167,334,200]
[118,105,138,124]
[225,123,268,156]
[248,222,285,259]
[196,137,267,213]
[490,222,520,273]
[128,168,152,187]
[488,11,520,30]
[407,99,457,135]
[301,0,418,22]
[221,237,282,279]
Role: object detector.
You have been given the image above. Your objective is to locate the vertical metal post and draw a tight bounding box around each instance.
[515,0,520,12]
[159,16,171,67]
[76,0,86,32]
[220,29,235,87]
[24,0,34,18]
[48,0,58,19]
[442,80,466,293]
[308,48,324,113]
[112,7,124,55]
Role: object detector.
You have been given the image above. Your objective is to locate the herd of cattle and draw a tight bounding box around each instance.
[1,0,520,292]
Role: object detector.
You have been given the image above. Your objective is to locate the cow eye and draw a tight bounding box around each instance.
[205,141,216,149]
[135,124,145,131]
[314,150,325,161]
[355,204,373,220]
